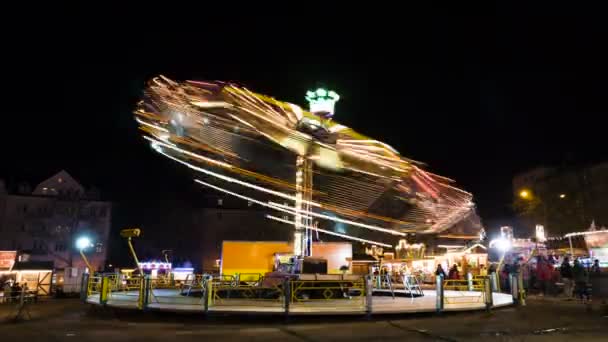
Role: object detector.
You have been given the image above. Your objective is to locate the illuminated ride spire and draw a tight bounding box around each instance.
[305,88,340,119]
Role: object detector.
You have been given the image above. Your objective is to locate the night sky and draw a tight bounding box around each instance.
[4,4,608,231]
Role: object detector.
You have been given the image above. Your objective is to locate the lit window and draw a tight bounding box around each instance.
[58,178,63,183]
[96,243,103,253]
[217,198,223,206]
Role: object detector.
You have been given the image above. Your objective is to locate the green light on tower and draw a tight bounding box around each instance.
[305,87,340,118]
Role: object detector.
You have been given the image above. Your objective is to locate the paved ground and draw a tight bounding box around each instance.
[1,296,607,341]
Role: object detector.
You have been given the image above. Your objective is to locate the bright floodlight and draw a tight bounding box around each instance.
[489,237,511,252]
[76,237,92,250]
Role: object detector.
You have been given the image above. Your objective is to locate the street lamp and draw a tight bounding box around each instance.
[76,236,94,273]
[490,237,511,252]
[519,189,531,199]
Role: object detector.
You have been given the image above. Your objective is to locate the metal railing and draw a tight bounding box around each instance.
[290,278,365,302]
[82,272,511,315]
[442,275,488,305]
[211,276,285,308]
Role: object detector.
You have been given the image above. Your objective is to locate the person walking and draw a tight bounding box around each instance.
[560,257,573,299]
[572,258,589,303]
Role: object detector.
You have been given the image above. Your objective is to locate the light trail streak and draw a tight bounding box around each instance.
[193,179,312,220]
[267,202,408,236]
[143,136,232,169]
[266,215,393,248]
[155,147,321,208]
[136,118,169,132]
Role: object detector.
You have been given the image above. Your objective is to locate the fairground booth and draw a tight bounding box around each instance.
[0,251,53,296]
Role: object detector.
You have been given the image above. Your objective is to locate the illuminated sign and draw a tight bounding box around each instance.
[138,261,171,270]
[0,251,16,270]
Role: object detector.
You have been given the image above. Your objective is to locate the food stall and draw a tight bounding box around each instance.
[435,243,488,277]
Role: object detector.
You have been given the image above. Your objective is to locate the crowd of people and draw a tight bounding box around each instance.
[1,280,30,303]
[499,255,601,303]
[433,255,602,304]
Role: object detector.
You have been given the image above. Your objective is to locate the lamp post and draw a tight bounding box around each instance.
[120,228,142,273]
[76,236,94,273]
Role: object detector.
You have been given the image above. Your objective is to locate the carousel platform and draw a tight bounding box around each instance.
[86,288,513,316]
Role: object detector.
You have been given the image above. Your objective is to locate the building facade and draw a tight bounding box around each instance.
[0,170,111,272]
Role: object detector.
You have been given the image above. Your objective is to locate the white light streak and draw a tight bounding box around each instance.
[147,137,322,208]
[190,101,233,108]
[268,201,406,236]
[266,215,392,248]
[564,230,608,238]
[437,244,465,249]
[144,136,232,168]
[194,179,312,220]
[337,139,399,154]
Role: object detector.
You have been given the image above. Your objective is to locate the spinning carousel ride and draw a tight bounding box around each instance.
[134,76,475,257]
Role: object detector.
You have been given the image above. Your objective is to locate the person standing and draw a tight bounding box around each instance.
[560,257,573,299]
[591,259,601,275]
[435,264,447,278]
[536,256,551,297]
[2,281,11,303]
[479,264,488,276]
[572,258,589,303]
[521,261,531,292]
[448,264,460,280]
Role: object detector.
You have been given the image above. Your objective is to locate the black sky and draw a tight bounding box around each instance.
[4,3,608,229]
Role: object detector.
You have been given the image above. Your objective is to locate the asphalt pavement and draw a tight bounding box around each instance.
[1,296,607,341]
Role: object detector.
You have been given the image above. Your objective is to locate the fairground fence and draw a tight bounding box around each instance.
[82,271,523,315]
[0,285,38,322]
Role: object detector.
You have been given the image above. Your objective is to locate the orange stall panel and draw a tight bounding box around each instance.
[311,242,352,274]
[220,241,353,276]
[220,241,292,276]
